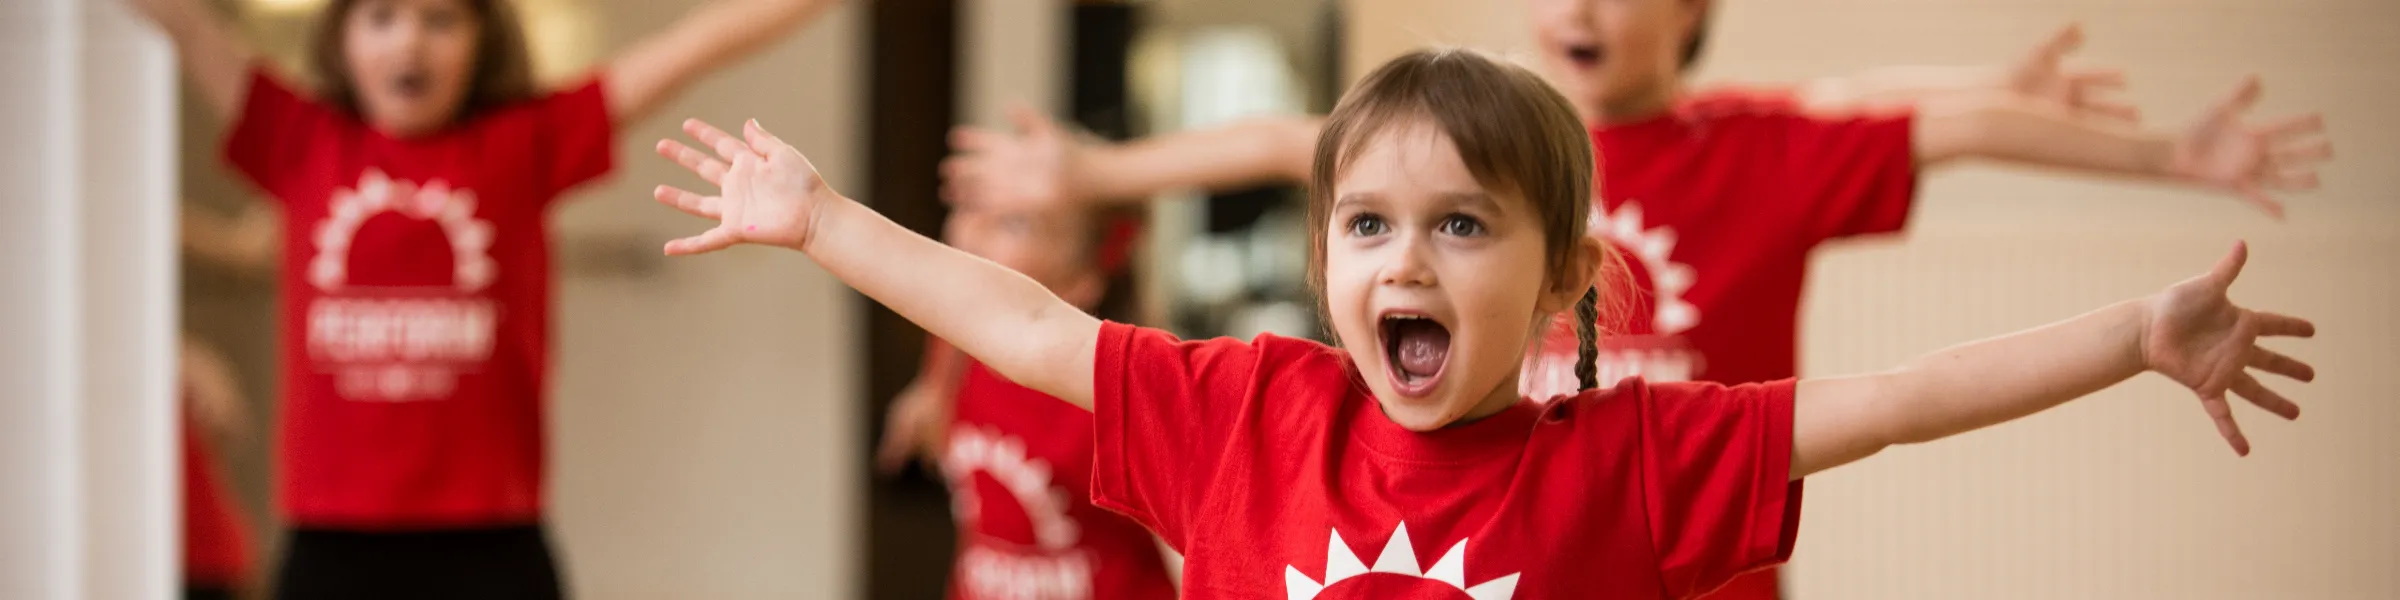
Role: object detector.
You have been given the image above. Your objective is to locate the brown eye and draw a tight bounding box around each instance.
[367,3,397,27]
[422,7,463,32]
[1438,214,1485,237]
[1345,214,1388,237]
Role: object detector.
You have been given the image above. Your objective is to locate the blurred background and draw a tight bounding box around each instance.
[3,0,2395,598]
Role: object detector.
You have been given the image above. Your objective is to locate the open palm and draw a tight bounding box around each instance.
[2171,79,2334,219]
[2141,242,2317,455]
[940,103,1083,211]
[2009,24,2140,122]
[654,118,832,254]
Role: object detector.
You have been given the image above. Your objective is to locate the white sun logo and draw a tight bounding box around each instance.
[943,427,1080,550]
[1283,522,1520,600]
[1592,200,1698,334]
[309,169,497,292]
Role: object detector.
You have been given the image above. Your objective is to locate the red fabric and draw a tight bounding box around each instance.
[1091,322,1800,599]
[1094,217,1144,275]
[183,416,254,587]
[942,361,1177,600]
[1524,88,1916,397]
[1521,86,1910,600]
[223,67,615,527]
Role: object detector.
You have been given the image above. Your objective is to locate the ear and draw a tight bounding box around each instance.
[1535,234,1606,315]
[1678,0,1712,44]
[1059,268,1107,312]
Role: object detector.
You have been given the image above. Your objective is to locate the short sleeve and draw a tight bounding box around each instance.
[1637,378,1802,598]
[1780,110,1918,242]
[222,67,340,202]
[1089,321,1268,548]
[521,77,617,198]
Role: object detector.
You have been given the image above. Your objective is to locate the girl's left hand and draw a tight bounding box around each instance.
[2140,242,2317,455]
[2170,78,2333,219]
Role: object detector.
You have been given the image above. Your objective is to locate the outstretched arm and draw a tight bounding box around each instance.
[604,0,839,125]
[1797,24,2136,121]
[131,0,260,123]
[182,201,279,274]
[942,105,1320,211]
[1912,77,2330,218]
[1793,243,2315,479]
[655,119,1101,407]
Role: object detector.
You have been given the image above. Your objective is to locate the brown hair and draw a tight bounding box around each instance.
[310,0,537,123]
[1307,48,1621,392]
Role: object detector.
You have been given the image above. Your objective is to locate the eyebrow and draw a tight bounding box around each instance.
[1334,190,1500,211]
[1436,191,1501,214]
[1333,192,1379,210]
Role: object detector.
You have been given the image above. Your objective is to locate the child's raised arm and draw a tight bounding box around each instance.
[1910,75,2331,219]
[603,0,838,125]
[130,0,258,123]
[1792,243,2315,479]
[941,105,1320,212]
[1795,24,2137,121]
[654,119,1102,408]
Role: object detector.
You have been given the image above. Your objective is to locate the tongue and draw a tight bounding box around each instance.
[1392,319,1450,378]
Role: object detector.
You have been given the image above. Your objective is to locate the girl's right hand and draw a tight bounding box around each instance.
[2007,24,2140,123]
[940,103,1087,212]
[655,118,836,255]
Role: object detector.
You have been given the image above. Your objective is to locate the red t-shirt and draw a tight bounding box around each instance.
[1092,322,1801,600]
[183,413,253,587]
[1522,88,1917,399]
[943,360,1178,600]
[223,69,614,527]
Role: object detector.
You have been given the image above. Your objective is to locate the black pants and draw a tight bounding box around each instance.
[184,586,237,600]
[274,524,565,600]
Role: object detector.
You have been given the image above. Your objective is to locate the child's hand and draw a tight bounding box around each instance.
[179,337,250,441]
[874,377,953,476]
[2169,78,2333,219]
[654,118,837,255]
[2141,242,2316,455]
[2009,24,2140,123]
[940,103,1086,211]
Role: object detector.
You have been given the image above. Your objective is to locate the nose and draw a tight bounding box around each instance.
[1565,0,1595,23]
[1542,0,1595,24]
[1377,234,1437,289]
[393,15,426,50]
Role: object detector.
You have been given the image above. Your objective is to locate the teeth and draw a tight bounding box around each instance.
[1385,314,1428,321]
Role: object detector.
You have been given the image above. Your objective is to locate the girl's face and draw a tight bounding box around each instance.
[342,0,481,136]
[1323,121,1587,431]
[945,205,1102,307]
[1527,0,1700,120]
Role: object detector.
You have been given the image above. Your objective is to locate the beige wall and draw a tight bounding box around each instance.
[1342,0,2400,598]
[545,1,861,598]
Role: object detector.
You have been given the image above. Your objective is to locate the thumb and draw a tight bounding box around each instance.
[744,119,794,155]
[747,119,814,171]
[2214,76,2263,117]
[2036,23,2084,61]
[2207,240,2249,290]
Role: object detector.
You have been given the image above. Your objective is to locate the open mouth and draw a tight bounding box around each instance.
[1563,43,1604,69]
[1379,311,1452,397]
[392,69,430,99]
